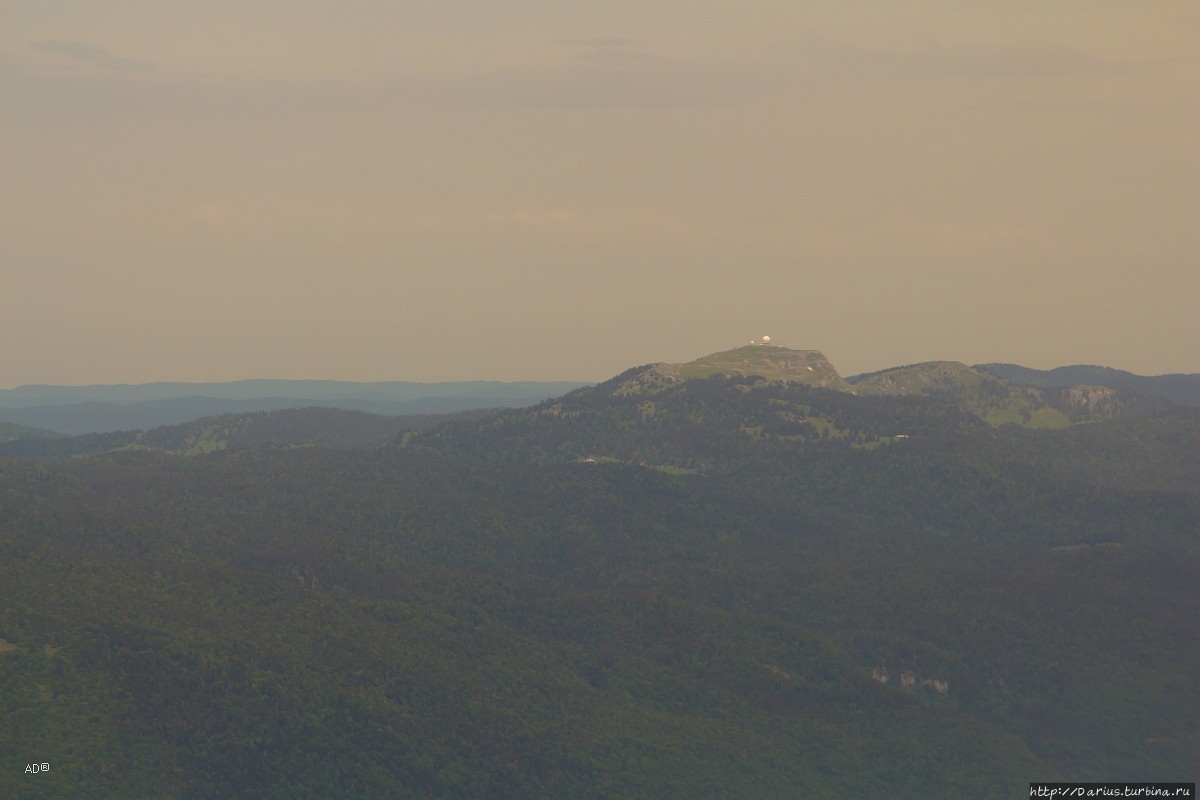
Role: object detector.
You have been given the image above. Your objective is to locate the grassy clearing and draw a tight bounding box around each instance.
[183,427,229,455]
[1026,408,1071,429]
[983,404,1070,429]
[647,464,698,475]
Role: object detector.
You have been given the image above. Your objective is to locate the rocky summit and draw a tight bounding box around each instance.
[614,345,851,395]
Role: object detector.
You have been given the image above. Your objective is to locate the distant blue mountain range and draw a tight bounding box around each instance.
[0,379,592,435]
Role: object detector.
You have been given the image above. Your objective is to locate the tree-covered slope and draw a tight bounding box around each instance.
[0,421,61,444]
[0,366,1196,797]
[401,370,985,469]
[977,363,1200,407]
[0,407,491,461]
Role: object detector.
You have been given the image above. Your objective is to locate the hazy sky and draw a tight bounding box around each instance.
[3,1,1197,386]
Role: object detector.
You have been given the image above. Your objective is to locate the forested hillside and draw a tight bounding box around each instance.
[1,361,1196,798]
[978,363,1200,407]
[0,407,489,461]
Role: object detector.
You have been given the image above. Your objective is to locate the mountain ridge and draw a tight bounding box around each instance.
[845,360,1171,428]
[3,349,1195,438]
[977,363,1200,407]
[607,347,1169,431]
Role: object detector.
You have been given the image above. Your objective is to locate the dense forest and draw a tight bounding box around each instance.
[1,363,1196,798]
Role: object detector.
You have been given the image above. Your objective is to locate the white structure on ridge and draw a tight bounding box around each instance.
[751,335,773,345]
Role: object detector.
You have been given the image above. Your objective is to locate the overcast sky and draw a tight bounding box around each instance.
[2,1,1197,386]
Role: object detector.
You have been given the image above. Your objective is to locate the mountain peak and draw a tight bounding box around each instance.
[614,344,850,394]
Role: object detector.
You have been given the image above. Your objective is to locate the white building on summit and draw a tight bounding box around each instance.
[750,335,773,346]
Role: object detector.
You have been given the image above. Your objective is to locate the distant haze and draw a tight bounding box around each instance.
[2,1,1197,387]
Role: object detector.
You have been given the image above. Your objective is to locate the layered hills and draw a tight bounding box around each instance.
[2,348,1190,441]
[0,379,590,435]
[0,407,478,460]
[0,346,1196,798]
[0,347,1181,462]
